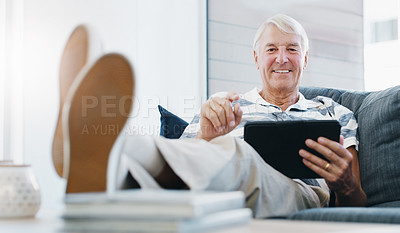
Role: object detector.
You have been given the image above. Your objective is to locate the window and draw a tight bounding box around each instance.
[370,19,398,43]
[364,0,400,91]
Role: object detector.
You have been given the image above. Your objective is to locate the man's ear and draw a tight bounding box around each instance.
[303,51,308,70]
[254,50,259,69]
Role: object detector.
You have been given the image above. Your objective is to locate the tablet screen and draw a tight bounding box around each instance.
[244,120,340,179]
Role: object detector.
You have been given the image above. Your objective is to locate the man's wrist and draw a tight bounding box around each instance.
[335,185,366,207]
[195,131,212,141]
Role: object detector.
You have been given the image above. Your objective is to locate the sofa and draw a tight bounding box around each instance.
[158,85,400,224]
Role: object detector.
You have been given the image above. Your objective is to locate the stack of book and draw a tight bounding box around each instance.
[61,189,252,232]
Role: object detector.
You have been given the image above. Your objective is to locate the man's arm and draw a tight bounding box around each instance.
[196,92,243,141]
[299,136,367,207]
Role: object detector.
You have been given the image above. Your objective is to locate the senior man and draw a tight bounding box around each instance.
[180,14,366,208]
[64,14,366,218]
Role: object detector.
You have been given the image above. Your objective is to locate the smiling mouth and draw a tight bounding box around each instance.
[273,70,291,74]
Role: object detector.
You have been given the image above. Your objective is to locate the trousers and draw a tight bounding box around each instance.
[116,135,330,218]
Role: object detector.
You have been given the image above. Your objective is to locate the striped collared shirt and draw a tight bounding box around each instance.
[181,88,358,149]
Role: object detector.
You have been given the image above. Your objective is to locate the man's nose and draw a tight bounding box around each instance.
[275,48,288,64]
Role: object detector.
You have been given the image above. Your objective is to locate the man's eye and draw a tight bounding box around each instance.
[266,48,276,52]
[288,48,297,52]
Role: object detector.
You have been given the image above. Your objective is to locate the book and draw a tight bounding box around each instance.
[63,190,247,220]
[62,208,252,233]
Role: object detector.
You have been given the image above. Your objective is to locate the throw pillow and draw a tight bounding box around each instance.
[158,105,189,139]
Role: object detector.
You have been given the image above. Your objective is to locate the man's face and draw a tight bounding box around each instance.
[254,24,308,93]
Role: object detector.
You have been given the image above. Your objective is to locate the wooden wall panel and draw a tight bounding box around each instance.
[208,60,259,83]
[209,79,259,96]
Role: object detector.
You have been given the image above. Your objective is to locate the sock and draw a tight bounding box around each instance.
[122,136,165,178]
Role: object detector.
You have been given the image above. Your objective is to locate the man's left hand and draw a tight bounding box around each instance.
[299,136,361,199]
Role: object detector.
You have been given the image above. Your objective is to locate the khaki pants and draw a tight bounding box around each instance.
[119,135,330,218]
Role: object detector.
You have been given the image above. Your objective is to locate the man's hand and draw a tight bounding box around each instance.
[196,92,243,141]
[299,136,366,206]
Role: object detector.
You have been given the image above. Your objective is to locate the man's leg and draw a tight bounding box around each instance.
[120,135,330,218]
[111,136,187,190]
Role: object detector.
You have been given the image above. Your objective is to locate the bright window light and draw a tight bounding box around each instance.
[364,0,400,91]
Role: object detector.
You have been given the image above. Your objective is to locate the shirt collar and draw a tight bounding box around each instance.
[242,87,322,111]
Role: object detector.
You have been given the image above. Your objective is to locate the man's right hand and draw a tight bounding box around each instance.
[196,92,243,141]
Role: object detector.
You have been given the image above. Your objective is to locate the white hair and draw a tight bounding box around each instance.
[253,14,309,54]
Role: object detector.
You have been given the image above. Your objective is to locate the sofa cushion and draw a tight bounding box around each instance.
[336,91,371,115]
[289,207,400,224]
[356,85,400,206]
[158,105,188,139]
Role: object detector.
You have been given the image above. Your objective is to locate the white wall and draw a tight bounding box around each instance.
[208,0,364,95]
[8,0,206,209]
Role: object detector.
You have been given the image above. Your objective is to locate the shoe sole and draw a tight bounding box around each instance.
[63,53,134,193]
[52,25,102,178]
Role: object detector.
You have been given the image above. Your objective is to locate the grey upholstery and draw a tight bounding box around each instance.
[292,85,400,223]
[357,87,400,206]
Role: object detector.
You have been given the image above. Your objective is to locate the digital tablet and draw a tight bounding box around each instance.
[244,120,341,179]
